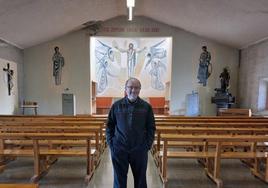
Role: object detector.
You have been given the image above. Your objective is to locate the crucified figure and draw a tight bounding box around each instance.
[3,63,14,95]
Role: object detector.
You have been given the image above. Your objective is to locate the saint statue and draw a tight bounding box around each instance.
[219,67,230,92]
[52,46,65,85]
[197,46,211,86]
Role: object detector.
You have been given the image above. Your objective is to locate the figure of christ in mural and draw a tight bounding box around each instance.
[95,40,118,94]
[197,46,211,86]
[114,42,146,78]
[52,46,65,85]
[144,40,167,90]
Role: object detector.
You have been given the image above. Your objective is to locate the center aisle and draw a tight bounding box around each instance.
[87,148,163,188]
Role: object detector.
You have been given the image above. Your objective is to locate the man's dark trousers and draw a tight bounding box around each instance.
[111,145,148,188]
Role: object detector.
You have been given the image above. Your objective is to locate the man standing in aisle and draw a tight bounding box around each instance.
[106,77,156,188]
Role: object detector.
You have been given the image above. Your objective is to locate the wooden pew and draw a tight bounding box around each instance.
[153,126,268,155]
[0,115,107,122]
[159,134,268,188]
[1,125,101,145]
[0,132,94,183]
[0,121,105,152]
[152,126,268,170]
[0,124,104,167]
[156,121,268,128]
[0,116,108,153]
[0,119,105,125]
[0,115,108,156]
[0,184,38,188]
[218,108,252,116]
[154,116,268,122]
[151,116,268,186]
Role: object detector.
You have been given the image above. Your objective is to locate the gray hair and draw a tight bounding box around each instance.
[125,77,141,88]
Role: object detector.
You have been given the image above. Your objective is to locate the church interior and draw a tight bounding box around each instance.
[1,0,268,187]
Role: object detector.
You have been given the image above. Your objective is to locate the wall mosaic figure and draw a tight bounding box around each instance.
[52,46,65,85]
[197,46,211,86]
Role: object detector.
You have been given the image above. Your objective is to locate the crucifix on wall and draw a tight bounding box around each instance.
[3,63,14,95]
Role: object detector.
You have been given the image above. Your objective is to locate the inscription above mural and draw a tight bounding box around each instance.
[101,27,160,33]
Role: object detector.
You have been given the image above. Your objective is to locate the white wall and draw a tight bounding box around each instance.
[23,16,239,115]
[24,30,90,114]
[96,16,239,115]
[0,59,18,114]
[168,30,238,115]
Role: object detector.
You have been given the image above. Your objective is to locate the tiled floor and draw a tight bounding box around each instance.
[0,149,268,188]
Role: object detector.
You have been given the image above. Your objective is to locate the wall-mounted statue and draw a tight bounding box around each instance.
[52,46,65,85]
[219,67,230,92]
[197,46,212,86]
[3,63,14,95]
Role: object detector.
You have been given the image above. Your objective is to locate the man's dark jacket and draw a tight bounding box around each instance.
[106,96,155,151]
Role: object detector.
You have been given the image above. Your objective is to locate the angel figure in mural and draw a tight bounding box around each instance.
[145,40,167,90]
[114,42,146,77]
[52,46,65,85]
[197,46,212,86]
[95,40,117,94]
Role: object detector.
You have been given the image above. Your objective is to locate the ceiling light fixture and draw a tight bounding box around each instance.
[127,0,135,21]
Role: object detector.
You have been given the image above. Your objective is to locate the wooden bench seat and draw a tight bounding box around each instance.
[0,184,39,188]
[0,121,105,125]
[0,115,107,178]
[0,125,105,154]
[158,134,268,188]
[161,151,215,158]
[218,108,252,116]
[154,116,268,124]
[0,114,107,119]
[153,126,268,156]
[1,148,96,156]
[156,126,268,133]
[159,151,268,159]
[0,133,95,183]
[156,122,268,127]
[0,120,106,162]
[154,115,263,119]
[5,139,98,146]
[154,140,261,148]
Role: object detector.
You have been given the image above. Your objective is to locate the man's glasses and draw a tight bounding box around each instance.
[126,86,141,90]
